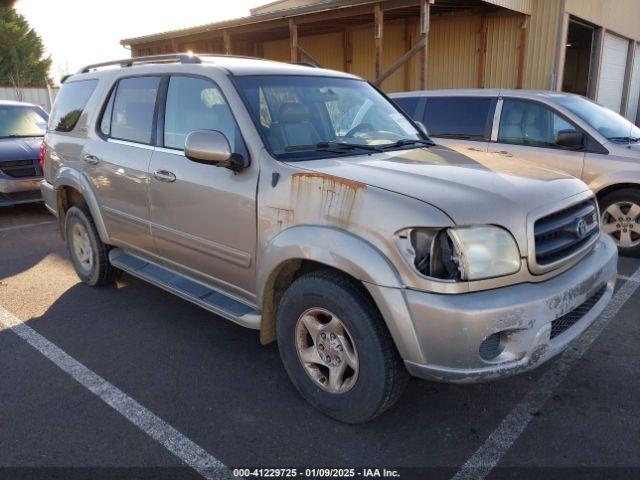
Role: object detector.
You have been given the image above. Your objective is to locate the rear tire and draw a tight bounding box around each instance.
[65,205,117,286]
[276,269,409,424]
[599,189,640,257]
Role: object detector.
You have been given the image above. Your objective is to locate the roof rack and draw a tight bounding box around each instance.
[77,53,202,74]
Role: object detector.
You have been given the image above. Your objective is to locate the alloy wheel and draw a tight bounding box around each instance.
[295,307,359,394]
[71,222,94,273]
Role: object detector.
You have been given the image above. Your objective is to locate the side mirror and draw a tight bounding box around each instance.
[555,129,584,149]
[184,130,246,172]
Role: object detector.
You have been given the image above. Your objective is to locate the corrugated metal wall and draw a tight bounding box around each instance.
[425,12,481,90]
[0,87,58,111]
[484,11,522,88]
[523,0,560,89]
[262,9,524,92]
[135,0,572,93]
[263,38,289,62]
[300,32,345,71]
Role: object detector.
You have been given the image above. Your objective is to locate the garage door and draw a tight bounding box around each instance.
[625,43,640,123]
[597,33,629,113]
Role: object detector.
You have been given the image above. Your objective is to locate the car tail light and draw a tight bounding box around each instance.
[39,142,46,170]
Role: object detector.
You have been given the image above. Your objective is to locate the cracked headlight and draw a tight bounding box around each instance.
[396,226,521,281]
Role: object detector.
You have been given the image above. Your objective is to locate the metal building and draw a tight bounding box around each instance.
[121,0,640,123]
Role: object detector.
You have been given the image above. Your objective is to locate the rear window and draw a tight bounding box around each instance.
[101,76,160,145]
[48,79,98,132]
[423,97,494,140]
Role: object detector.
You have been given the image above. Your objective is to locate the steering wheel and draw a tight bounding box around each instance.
[345,123,375,138]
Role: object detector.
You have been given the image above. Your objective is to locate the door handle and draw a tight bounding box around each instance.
[467,147,484,152]
[492,150,514,157]
[153,170,176,183]
[83,153,100,165]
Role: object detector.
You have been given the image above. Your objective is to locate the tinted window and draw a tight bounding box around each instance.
[0,106,48,138]
[48,79,97,132]
[109,76,160,144]
[164,76,242,153]
[423,97,493,140]
[498,99,581,148]
[393,97,420,117]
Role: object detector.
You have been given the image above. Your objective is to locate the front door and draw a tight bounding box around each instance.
[82,75,162,255]
[148,75,258,301]
[490,98,585,178]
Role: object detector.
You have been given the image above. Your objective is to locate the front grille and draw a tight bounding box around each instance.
[534,199,599,267]
[550,284,607,339]
[0,159,39,178]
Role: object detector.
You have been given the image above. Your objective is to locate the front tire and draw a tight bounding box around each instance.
[600,189,640,257]
[276,269,409,423]
[65,205,117,286]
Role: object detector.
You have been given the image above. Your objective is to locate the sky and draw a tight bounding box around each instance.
[15,0,267,83]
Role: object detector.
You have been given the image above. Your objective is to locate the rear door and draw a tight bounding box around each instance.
[489,98,585,178]
[148,75,258,300]
[421,96,495,162]
[82,75,162,255]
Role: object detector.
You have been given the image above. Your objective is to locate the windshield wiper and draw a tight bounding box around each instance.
[0,134,43,139]
[381,138,435,149]
[285,141,383,153]
[608,136,640,143]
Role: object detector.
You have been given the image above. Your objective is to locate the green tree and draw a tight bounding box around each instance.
[0,3,51,86]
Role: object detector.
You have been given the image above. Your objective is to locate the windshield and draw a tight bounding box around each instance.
[0,105,48,138]
[235,75,423,159]
[556,95,640,142]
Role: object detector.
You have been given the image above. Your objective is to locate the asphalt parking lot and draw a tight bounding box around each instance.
[0,203,639,480]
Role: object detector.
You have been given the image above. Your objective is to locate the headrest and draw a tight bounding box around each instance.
[278,102,311,124]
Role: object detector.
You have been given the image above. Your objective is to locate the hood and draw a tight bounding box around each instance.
[0,137,42,161]
[293,145,590,255]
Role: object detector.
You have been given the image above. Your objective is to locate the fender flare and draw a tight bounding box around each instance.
[256,226,426,363]
[257,225,403,301]
[53,167,110,243]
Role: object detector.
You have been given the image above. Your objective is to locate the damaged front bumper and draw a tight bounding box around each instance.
[403,234,618,383]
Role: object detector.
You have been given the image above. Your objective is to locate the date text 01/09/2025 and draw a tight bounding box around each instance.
[232,468,401,478]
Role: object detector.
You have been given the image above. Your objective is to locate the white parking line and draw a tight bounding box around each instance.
[617,273,640,283]
[0,305,233,480]
[0,220,55,233]
[452,265,640,480]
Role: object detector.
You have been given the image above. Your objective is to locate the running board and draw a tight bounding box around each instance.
[108,248,261,329]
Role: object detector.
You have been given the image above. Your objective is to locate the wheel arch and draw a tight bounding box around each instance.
[256,226,425,363]
[53,168,109,243]
[594,182,640,202]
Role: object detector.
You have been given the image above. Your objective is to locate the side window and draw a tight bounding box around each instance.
[100,88,115,136]
[498,99,580,148]
[423,97,493,140]
[163,76,244,154]
[107,76,160,145]
[393,97,420,118]
[48,79,98,132]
